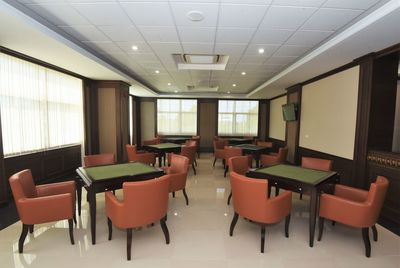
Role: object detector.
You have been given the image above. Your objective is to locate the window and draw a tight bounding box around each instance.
[0,53,84,157]
[157,99,197,135]
[218,100,259,136]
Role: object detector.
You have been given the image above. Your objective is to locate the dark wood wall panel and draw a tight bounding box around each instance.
[199,100,217,152]
[286,85,302,164]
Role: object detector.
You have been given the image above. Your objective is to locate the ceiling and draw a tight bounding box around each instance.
[1,0,399,98]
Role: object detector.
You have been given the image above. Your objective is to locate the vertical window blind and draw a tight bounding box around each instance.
[157,99,197,135]
[0,53,84,157]
[218,100,259,136]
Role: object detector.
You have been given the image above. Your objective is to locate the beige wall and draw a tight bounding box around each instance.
[140,101,155,141]
[269,96,286,141]
[299,66,360,160]
[98,88,116,154]
[392,81,400,153]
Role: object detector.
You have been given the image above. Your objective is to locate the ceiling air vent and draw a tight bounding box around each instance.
[173,54,229,70]
[187,85,219,92]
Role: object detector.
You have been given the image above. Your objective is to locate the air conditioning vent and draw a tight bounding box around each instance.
[173,54,229,70]
[186,85,219,92]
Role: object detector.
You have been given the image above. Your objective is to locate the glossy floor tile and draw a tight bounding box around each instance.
[0,154,399,267]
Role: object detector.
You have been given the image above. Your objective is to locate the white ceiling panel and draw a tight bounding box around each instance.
[129,53,160,63]
[216,28,256,43]
[26,3,89,26]
[138,26,180,43]
[98,25,144,42]
[116,41,153,53]
[260,6,317,30]
[219,4,269,28]
[82,41,122,53]
[150,42,183,55]
[252,28,293,44]
[72,3,131,26]
[243,44,280,57]
[170,2,219,27]
[264,56,297,65]
[301,8,363,31]
[274,45,311,57]
[221,0,272,4]
[286,30,334,46]
[238,56,267,64]
[323,0,382,10]
[59,25,108,41]
[182,43,214,54]
[178,27,216,43]
[271,0,325,7]
[121,2,174,26]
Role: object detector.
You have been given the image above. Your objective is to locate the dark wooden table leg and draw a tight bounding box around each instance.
[255,152,260,168]
[88,188,97,245]
[309,188,318,247]
[75,178,82,216]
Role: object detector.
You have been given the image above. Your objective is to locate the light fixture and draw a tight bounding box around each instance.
[174,90,178,93]
[258,48,264,54]
[155,70,160,74]
[131,45,138,51]
[241,71,246,75]
[232,84,236,87]
[167,82,171,86]
[227,91,231,94]
[186,11,204,22]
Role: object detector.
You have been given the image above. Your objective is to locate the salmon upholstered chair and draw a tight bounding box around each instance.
[227,156,253,205]
[318,176,389,257]
[256,141,273,148]
[229,172,292,253]
[9,169,76,253]
[142,138,159,146]
[223,146,243,177]
[105,176,170,260]
[260,146,288,167]
[83,153,115,167]
[213,139,228,167]
[126,144,156,166]
[167,145,196,174]
[191,136,201,158]
[163,154,190,205]
[299,157,333,199]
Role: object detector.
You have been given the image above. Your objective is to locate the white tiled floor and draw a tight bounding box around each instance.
[1,154,399,267]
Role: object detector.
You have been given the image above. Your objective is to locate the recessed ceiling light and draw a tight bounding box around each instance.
[258,48,265,54]
[241,72,246,75]
[232,84,236,87]
[186,11,204,22]
[155,70,160,74]
[131,45,138,51]
[167,82,171,86]
[174,90,178,93]
[227,91,231,94]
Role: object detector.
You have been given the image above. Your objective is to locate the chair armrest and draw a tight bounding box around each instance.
[265,191,292,222]
[36,181,76,198]
[18,194,73,224]
[334,184,368,202]
[105,191,124,225]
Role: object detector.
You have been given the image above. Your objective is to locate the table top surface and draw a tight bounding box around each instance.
[162,137,189,141]
[228,138,252,141]
[145,143,182,149]
[79,162,161,182]
[234,144,265,150]
[251,164,336,185]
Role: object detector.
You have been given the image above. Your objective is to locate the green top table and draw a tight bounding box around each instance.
[234,144,269,168]
[227,138,253,145]
[143,143,182,166]
[248,164,339,248]
[76,162,164,245]
[161,137,190,144]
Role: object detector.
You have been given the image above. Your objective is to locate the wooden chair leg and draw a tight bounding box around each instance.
[362,227,371,257]
[224,165,228,177]
[213,158,217,167]
[285,214,291,238]
[227,191,232,205]
[107,217,112,240]
[371,225,378,242]
[299,193,303,200]
[29,225,34,234]
[18,224,29,253]
[275,187,280,196]
[172,192,175,198]
[194,159,197,166]
[192,163,196,175]
[127,228,133,260]
[160,218,170,244]
[261,225,266,253]
[68,219,74,245]
[73,212,77,225]
[318,217,325,241]
[182,188,189,206]
[229,212,239,236]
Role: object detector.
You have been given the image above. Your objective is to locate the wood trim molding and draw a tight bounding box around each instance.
[367,151,400,169]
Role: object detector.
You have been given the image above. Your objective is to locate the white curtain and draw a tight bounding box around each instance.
[157,99,197,135]
[218,100,259,136]
[0,53,83,157]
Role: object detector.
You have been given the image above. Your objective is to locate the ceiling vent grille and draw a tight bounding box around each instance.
[173,54,229,70]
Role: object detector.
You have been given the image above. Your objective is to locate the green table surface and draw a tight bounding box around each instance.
[146,143,181,149]
[229,138,250,141]
[235,144,264,150]
[254,164,334,185]
[83,162,159,181]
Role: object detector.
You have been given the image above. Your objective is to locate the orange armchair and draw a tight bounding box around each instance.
[105,176,170,260]
[256,141,273,148]
[83,153,115,167]
[318,176,389,257]
[163,154,190,205]
[9,169,76,253]
[126,144,156,166]
[227,156,253,205]
[191,135,200,158]
[223,146,243,177]
[229,172,292,253]
[260,146,288,167]
[299,157,333,199]
[213,139,228,167]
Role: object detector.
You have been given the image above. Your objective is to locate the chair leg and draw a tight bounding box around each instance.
[192,163,196,175]
[318,217,325,241]
[213,158,217,167]
[127,228,133,261]
[229,212,239,236]
[18,224,29,253]
[172,192,175,198]
[371,225,378,242]
[194,159,197,166]
[224,165,228,177]
[275,187,280,196]
[182,188,189,206]
[285,214,291,238]
[73,212,77,225]
[107,217,112,240]
[261,225,266,253]
[227,191,232,205]
[299,193,303,200]
[68,219,74,245]
[160,218,170,244]
[332,220,336,226]
[29,225,34,234]
[362,227,371,257]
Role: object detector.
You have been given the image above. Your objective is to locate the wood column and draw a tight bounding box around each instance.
[285,84,302,164]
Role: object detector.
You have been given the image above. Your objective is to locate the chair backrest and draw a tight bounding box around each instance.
[365,176,389,225]
[228,156,249,175]
[122,175,169,226]
[257,141,273,148]
[185,140,197,147]
[170,154,189,175]
[83,153,115,167]
[142,139,157,146]
[180,145,196,164]
[224,146,243,161]
[9,169,37,201]
[277,147,288,162]
[214,139,228,150]
[301,157,333,171]
[126,144,138,162]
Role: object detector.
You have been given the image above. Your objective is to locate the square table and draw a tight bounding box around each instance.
[234,144,270,168]
[143,143,182,167]
[227,138,253,145]
[247,164,339,247]
[76,162,164,245]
